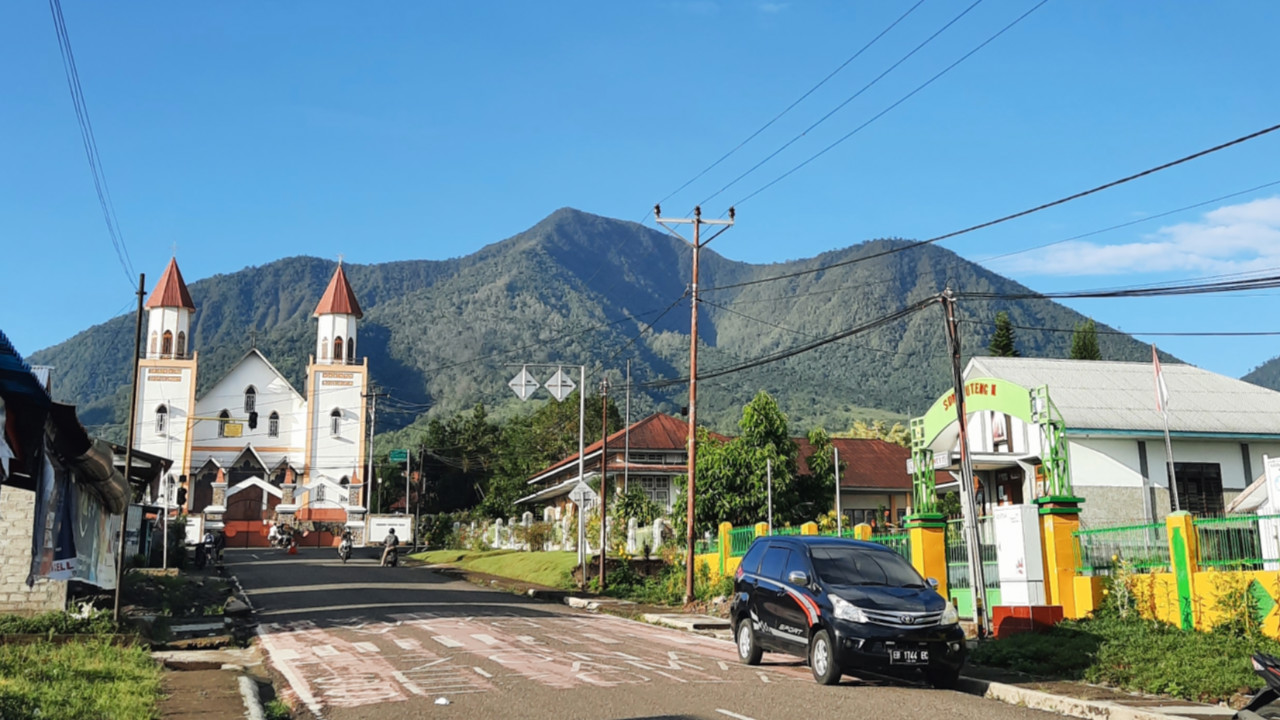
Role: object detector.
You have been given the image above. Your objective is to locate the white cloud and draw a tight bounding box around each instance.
[990,196,1280,276]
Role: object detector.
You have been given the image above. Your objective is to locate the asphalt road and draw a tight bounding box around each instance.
[227,547,1062,720]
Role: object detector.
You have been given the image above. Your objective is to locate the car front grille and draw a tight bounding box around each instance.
[859,607,945,629]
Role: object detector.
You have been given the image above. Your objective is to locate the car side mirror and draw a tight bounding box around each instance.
[926,577,939,590]
[788,570,809,586]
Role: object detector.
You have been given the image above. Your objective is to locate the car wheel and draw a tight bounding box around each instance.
[927,664,961,689]
[808,629,841,685]
[736,621,762,666]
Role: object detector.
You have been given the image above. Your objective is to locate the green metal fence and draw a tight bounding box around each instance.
[945,517,1000,617]
[728,527,757,557]
[694,538,719,555]
[871,532,911,562]
[1194,515,1280,569]
[1073,521,1169,576]
[772,526,804,536]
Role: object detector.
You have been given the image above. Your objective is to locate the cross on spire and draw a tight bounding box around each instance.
[171,241,178,257]
[249,330,259,349]
[337,253,344,267]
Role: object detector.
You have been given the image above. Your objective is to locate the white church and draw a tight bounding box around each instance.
[131,257,371,544]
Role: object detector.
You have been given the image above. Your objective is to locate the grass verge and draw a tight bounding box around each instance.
[971,616,1279,704]
[411,549,579,588]
[0,638,162,719]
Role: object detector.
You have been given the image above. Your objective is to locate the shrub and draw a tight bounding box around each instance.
[515,522,554,551]
[612,488,662,527]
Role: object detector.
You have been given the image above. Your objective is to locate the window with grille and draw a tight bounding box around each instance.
[155,405,167,434]
[218,410,230,438]
[244,386,256,413]
[268,412,279,438]
[330,409,342,436]
[1174,462,1224,515]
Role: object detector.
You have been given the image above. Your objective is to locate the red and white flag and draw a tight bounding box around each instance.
[1152,344,1171,413]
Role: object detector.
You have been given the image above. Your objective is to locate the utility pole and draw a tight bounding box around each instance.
[114,273,145,623]
[363,390,386,514]
[599,378,610,591]
[835,446,843,536]
[624,360,631,494]
[655,204,735,603]
[941,288,988,637]
[766,458,773,535]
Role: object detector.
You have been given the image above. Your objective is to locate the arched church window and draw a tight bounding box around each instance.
[334,337,344,364]
[162,331,173,357]
[218,409,230,438]
[156,405,167,434]
[150,332,157,355]
[339,476,350,486]
[321,337,329,361]
[176,332,186,358]
[315,484,325,503]
[268,411,280,438]
[330,408,342,436]
[347,336,355,362]
[244,386,257,413]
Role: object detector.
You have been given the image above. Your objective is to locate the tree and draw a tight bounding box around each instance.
[988,311,1019,357]
[1070,318,1102,360]
[839,420,911,448]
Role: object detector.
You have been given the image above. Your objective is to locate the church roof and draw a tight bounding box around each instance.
[313,264,363,319]
[145,258,196,310]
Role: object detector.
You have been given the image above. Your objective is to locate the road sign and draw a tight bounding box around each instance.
[545,368,576,402]
[508,367,540,401]
[568,481,596,506]
[389,449,408,463]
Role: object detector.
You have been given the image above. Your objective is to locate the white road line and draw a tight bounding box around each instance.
[654,670,687,683]
[353,642,380,654]
[273,648,300,661]
[557,635,581,644]
[718,661,730,671]
[312,645,338,657]
[471,634,500,646]
[473,667,493,678]
[717,710,757,720]
[433,635,464,648]
[394,638,421,650]
[515,635,541,645]
[581,633,620,645]
[758,672,771,683]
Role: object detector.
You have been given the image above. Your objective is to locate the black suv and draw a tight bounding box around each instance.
[729,535,965,687]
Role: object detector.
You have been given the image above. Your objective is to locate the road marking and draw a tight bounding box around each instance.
[581,633,620,644]
[718,661,730,671]
[471,634,500,646]
[717,710,757,720]
[274,648,300,661]
[654,670,687,683]
[473,667,493,678]
[394,638,421,650]
[353,642,380,654]
[758,672,771,683]
[515,635,541,645]
[432,635,464,648]
[557,635,581,644]
[313,645,338,657]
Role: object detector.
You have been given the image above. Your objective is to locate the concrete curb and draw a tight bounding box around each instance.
[957,677,1201,720]
[239,675,266,720]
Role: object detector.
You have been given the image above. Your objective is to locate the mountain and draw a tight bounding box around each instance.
[1244,357,1280,392]
[29,207,1167,440]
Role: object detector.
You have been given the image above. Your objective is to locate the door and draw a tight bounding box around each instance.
[773,549,814,641]
[758,546,806,648]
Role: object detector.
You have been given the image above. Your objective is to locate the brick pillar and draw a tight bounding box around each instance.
[1038,496,1084,619]
[718,522,733,577]
[853,523,872,541]
[800,522,818,536]
[1166,511,1198,631]
[906,513,948,600]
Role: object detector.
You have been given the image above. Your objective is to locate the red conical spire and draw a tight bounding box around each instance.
[313,263,363,318]
[145,258,196,310]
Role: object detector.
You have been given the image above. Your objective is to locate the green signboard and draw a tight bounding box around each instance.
[389,449,408,463]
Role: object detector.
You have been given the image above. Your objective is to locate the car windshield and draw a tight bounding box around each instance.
[810,546,925,588]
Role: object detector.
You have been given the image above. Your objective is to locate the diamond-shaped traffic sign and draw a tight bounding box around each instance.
[545,368,576,403]
[508,367,540,401]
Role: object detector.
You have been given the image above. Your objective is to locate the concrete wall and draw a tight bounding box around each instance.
[0,486,67,616]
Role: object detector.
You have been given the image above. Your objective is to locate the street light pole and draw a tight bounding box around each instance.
[655,204,734,603]
[599,378,610,591]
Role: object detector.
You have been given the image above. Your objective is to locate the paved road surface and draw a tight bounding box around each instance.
[227,548,1061,720]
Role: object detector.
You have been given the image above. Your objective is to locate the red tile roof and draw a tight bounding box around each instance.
[794,437,911,491]
[145,258,195,310]
[531,414,723,482]
[313,264,363,318]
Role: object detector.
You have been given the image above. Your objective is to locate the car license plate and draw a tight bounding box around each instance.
[888,644,928,665]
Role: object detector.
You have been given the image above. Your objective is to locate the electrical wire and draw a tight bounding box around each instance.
[704,120,1280,293]
[956,272,1280,300]
[960,318,1280,338]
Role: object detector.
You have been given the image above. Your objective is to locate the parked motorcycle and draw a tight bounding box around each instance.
[1238,653,1280,719]
[338,536,352,563]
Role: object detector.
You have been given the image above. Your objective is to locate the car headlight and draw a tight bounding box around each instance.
[940,603,959,626]
[831,595,868,623]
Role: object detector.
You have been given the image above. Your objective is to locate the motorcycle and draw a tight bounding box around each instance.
[338,537,352,563]
[382,544,398,567]
[1238,653,1280,719]
[193,538,211,569]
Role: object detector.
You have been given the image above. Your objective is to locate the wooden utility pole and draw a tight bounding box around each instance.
[655,204,734,603]
[114,273,145,623]
[599,378,610,591]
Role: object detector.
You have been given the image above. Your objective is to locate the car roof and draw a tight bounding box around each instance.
[751,536,893,553]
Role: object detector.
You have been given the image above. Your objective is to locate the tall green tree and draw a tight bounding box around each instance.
[839,420,911,448]
[1070,318,1102,360]
[988,311,1020,357]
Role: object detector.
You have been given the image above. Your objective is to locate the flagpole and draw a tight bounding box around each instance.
[1153,344,1180,513]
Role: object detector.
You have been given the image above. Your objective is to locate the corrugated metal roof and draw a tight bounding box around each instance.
[966,356,1280,435]
[794,437,911,490]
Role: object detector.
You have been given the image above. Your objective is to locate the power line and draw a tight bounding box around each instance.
[48,0,135,288]
[700,0,985,207]
[729,0,1050,209]
[704,120,1280,293]
[956,271,1280,301]
[960,318,1280,338]
[656,0,929,208]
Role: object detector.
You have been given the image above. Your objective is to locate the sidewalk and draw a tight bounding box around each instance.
[961,666,1236,720]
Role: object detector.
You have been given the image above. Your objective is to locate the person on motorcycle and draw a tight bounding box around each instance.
[268,523,280,547]
[213,530,226,563]
[338,530,353,562]
[380,528,399,567]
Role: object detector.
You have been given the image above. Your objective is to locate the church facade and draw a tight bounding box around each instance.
[131,258,371,544]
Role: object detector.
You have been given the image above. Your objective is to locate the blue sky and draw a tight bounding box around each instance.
[3,1,1279,378]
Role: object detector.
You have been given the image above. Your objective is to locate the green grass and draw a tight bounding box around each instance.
[0,638,162,719]
[971,616,1280,704]
[411,549,579,589]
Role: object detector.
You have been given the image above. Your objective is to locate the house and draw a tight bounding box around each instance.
[794,436,911,527]
[130,257,372,544]
[911,356,1280,526]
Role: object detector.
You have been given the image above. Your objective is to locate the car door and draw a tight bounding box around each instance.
[772,547,815,642]
[757,546,805,650]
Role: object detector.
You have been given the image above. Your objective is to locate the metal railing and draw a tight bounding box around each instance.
[1073,521,1169,576]
[694,538,719,555]
[1195,514,1280,569]
[871,532,911,562]
[728,527,756,557]
[772,526,804,536]
[945,517,999,591]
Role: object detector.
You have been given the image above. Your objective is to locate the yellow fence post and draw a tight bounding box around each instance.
[719,522,733,577]
[905,513,948,600]
[801,522,818,536]
[853,523,872,542]
[754,522,769,537]
[1166,511,1198,631]
[1038,497,1083,619]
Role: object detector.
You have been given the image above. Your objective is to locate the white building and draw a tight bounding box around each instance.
[914,356,1280,526]
[131,258,370,541]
